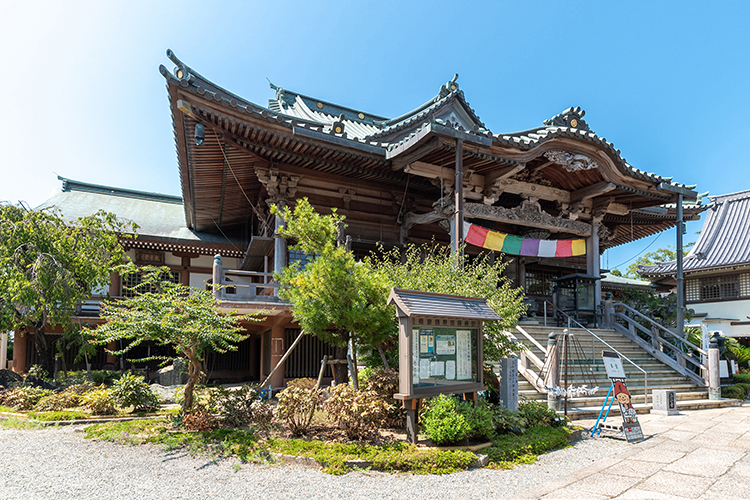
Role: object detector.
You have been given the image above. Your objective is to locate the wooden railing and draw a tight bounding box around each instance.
[611,301,706,386]
[218,269,281,301]
[504,326,547,393]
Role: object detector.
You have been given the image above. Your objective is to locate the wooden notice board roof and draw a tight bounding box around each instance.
[387,288,502,321]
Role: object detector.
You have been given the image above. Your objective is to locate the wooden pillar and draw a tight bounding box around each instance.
[180,256,191,286]
[0,332,7,370]
[453,139,464,259]
[109,272,121,297]
[13,332,27,374]
[274,203,287,295]
[587,224,601,308]
[106,341,118,365]
[268,324,286,390]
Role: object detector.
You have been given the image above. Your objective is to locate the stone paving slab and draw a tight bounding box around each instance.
[515,405,750,500]
[630,470,716,499]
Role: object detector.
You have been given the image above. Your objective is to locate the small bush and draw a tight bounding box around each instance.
[420,394,470,446]
[80,387,117,415]
[518,399,561,427]
[721,385,748,400]
[463,401,496,442]
[181,408,220,431]
[111,373,160,412]
[208,385,259,428]
[275,380,322,435]
[735,383,750,398]
[486,426,571,467]
[361,368,405,428]
[489,405,527,435]
[733,373,750,385]
[27,365,51,382]
[322,384,390,440]
[0,386,54,411]
[33,390,81,411]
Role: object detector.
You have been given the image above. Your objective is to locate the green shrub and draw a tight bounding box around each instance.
[111,373,160,412]
[733,373,750,385]
[721,385,747,400]
[518,399,563,427]
[275,379,322,435]
[322,384,390,440]
[735,383,750,397]
[463,401,496,442]
[420,394,470,446]
[80,387,117,415]
[486,426,571,467]
[27,364,51,382]
[33,390,81,411]
[490,405,527,435]
[208,385,259,428]
[0,386,54,411]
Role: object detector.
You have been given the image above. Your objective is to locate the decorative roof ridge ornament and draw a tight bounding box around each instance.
[438,74,459,98]
[544,150,599,172]
[544,106,590,131]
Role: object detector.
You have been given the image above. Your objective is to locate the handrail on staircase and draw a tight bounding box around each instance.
[515,325,548,355]
[611,301,706,386]
[546,300,649,406]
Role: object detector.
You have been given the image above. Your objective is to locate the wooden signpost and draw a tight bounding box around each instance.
[387,288,502,443]
[592,350,644,443]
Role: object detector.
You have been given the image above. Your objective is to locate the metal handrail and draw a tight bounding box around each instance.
[614,302,707,356]
[547,301,649,405]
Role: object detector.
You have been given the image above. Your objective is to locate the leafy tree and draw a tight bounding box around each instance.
[273,199,393,384]
[366,244,527,362]
[623,244,692,279]
[93,264,260,412]
[0,203,134,376]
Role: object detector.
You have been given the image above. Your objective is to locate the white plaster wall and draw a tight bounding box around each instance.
[690,299,750,322]
[190,273,212,290]
[192,255,216,268]
[164,253,181,265]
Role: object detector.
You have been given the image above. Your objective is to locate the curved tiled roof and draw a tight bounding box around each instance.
[639,190,750,277]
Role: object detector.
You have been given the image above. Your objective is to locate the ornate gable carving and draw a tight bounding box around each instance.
[544,150,599,172]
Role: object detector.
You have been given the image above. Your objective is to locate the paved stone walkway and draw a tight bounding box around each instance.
[508,404,750,499]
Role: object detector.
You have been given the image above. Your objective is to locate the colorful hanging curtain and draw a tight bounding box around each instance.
[462,223,586,257]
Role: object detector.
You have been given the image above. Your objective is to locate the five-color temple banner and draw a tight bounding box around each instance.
[463,223,586,258]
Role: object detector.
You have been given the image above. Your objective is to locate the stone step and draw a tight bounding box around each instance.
[559,398,742,420]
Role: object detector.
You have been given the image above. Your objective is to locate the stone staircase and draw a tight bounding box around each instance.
[512,323,741,419]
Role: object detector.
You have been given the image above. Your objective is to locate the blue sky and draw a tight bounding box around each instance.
[2,1,748,273]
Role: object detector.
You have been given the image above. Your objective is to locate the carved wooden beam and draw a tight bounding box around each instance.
[464,202,592,236]
[570,181,616,204]
[485,179,571,204]
[403,209,449,230]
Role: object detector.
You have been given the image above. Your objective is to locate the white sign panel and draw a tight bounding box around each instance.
[602,351,627,379]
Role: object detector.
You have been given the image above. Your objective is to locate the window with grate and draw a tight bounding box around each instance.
[700,275,739,301]
[288,249,316,270]
[686,279,700,302]
[121,271,180,298]
[741,273,750,297]
[525,269,565,296]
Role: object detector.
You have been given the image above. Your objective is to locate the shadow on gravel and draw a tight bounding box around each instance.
[161,451,190,462]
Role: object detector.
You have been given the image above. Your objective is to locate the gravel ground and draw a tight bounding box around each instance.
[0,425,629,500]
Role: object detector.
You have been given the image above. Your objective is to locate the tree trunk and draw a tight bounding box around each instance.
[333,345,349,385]
[32,326,55,378]
[182,356,201,412]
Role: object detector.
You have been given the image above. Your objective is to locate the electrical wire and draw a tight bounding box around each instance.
[610,232,664,271]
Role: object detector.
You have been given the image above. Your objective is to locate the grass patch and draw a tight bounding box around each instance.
[484,425,572,469]
[0,405,17,413]
[0,416,48,430]
[27,410,89,421]
[84,419,575,475]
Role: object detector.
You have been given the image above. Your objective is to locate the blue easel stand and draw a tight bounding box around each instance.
[591,382,615,437]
